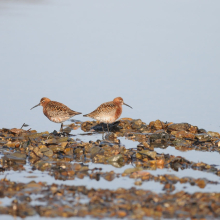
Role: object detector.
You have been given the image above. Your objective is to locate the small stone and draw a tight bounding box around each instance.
[195,179,206,188]
[9,152,26,160]
[64,148,73,155]
[49,144,65,153]
[117,211,127,217]
[131,119,143,129]
[134,180,142,186]
[207,131,220,138]
[40,147,53,157]
[72,163,82,171]
[195,133,212,142]
[154,120,164,130]
[139,150,157,159]
[156,159,165,166]
[89,146,104,159]
[108,154,124,162]
[167,123,191,132]
[171,131,195,139]
[123,167,143,174]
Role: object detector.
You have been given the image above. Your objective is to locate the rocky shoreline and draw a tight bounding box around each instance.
[0,119,220,219]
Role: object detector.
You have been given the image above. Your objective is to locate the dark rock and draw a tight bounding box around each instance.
[167,123,191,132]
[149,132,169,142]
[195,133,212,142]
[89,146,104,159]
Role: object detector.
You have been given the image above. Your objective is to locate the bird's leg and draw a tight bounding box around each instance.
[102,124,105,139]
[107,123,110,133]
[60,123,63,133]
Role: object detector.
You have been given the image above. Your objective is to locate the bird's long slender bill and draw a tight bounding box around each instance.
[123,103,132,109]
[30,103,40,110]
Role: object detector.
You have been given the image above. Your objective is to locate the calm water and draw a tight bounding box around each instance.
[0,1,220,218]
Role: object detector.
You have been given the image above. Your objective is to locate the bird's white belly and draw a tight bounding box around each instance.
[95,115,115,124]
[50,116,69,123]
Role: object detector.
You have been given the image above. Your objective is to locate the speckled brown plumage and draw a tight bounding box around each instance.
[43,101,81,123]
[31,97,81,129]
[83,97,132,124]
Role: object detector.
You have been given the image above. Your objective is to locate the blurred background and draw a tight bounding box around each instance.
[0,0,220,132]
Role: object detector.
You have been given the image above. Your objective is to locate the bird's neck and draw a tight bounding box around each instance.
[115,104,122,120]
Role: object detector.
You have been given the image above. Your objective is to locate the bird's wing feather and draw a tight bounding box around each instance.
[85,101,116,118]
[46,101,81,117]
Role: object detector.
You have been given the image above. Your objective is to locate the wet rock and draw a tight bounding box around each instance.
[195,133,212,142]
[131,119,143,129]
[28,132,49,139]
[198,128,207,133]
[167,123,191,132]
[81,121,97,132]
[149,120,165,130]
[24,181,42,189]
[156,159,165,166]
[138,150,157,159]
[44,138,57,145]
[49,144,65,153]
[0,140,7,146]
[29,147,43,159]
[60,142,69,148]
[150,141,169,149]
[57,137,69,143]
[171,131,195,139]
[137,143,145,151]
[38,145,47,149]
[16,203,36,217]
[195,179,206,188]
[108,161,124,168]
[188,125,198,134]
[74,148,83,154]
[89,146,104,159]
[169,157,190,171]
[10,128,26,135]
[62,127,72,134]
[136,152,143,160]
[108,154,124,163]
[134,180,142,186]
[149,132,169,142]
[6,141,20,148]
[7,152,26,160]
[64,148,74,155]
[104,171,115,181]
[117,211,127,218]
[163,183,175,192]
[207,131,220,138]
[173,139,191,148]
[40,147,53,157]
[72,163,82,170]
[123,167,143,174]
[33,161,51,171]
[105,132,118,141]
[154,120,164,130]
[216,140,220,147]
